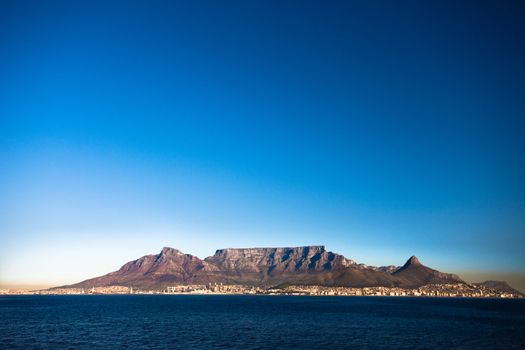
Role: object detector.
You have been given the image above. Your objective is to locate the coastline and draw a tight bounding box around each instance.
[2,283,522,298]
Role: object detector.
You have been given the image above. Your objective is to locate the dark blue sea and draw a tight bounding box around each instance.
[1,295,524,349]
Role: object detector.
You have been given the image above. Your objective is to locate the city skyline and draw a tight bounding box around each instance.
[1,1,524,291]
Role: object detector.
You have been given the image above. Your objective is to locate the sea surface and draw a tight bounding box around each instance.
[1,295,524,349]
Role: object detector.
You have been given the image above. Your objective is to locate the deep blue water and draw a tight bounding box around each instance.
[1,295,524,349]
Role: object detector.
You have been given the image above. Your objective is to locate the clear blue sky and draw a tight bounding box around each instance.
[1,1,524,289]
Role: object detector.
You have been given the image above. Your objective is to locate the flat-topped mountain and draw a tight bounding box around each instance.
[67,245,467,290]
[205,246,356,273]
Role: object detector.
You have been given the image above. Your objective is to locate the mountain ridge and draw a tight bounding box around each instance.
[66,245,470,290]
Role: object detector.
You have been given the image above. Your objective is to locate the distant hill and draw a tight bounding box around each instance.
[473,280,524,296]
[65,245,470,290]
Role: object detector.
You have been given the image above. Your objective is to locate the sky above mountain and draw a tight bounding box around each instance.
[1,0,524,290]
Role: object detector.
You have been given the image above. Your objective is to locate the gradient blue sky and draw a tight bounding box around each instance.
[1,1,524,290]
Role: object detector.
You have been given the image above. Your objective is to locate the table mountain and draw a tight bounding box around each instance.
[66,245,464,290]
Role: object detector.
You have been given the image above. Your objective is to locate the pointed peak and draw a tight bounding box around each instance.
[160,247,182,256]
[404,255,421,267]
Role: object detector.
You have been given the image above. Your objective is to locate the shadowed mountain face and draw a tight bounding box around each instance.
[392,256,463,288]
[68,246,464,290]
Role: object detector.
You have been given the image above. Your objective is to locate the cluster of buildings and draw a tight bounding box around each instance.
[163,283,522,298]
[166,284,260,294]
[271,283,521,298]
[2,286,133,295]
[1,283,521,298]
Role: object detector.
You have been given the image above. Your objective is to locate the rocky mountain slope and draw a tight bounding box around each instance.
[67,245,468,290]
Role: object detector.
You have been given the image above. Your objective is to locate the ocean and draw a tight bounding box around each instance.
[1,295,524,349]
